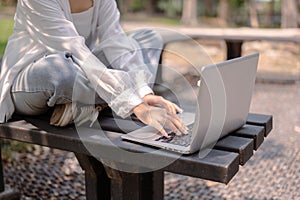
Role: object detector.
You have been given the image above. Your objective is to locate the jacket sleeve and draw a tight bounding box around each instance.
[95,0,155,98]
[19,0,144,118]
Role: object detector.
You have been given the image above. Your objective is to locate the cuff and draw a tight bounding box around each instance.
[109,88,144,119]
[136,85,154,99]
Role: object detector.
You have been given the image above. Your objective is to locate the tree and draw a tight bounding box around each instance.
[218,0,230,26]
[203,0,214,16]
[117,0,133,14]
[181,0,198,26]
[144,0,160,14]
[247,0,259,28]
[265,0,275,27]
[281,0,298,28]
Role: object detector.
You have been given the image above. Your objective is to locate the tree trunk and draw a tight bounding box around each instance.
[281,0,298,28]
[181,0,198,26]
[145,0,159,14]
[265,0,275,26]
[118,0,132,14]
[218,0,230,26]
[204,0,214,16]
[247,0,259,28]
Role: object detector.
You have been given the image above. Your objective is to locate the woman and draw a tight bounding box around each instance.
[0,0,188,136]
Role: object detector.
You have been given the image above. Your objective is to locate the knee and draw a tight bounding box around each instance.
[42,53,80,90]
[132,29,164,50]
[148,29,164,50]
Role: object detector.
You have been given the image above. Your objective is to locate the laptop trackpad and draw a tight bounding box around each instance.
[127,126,160,140]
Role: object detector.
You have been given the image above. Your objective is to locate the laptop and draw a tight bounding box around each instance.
[121,53,259,154]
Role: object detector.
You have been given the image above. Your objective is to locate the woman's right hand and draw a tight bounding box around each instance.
[133,103,188,137]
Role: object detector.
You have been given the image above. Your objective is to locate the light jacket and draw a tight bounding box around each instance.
[0,0,154,123]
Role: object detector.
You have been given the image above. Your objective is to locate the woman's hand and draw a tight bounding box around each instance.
[142,94,183,115]
[133,103,188,137]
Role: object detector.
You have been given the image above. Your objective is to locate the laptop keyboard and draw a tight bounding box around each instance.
[155,124,194,147]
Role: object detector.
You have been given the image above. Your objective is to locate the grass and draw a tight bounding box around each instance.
[122,14,181,25]
[147,17,181,25]
[0,18,14,56]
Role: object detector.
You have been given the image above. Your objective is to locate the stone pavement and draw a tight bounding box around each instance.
[3,82,300,199]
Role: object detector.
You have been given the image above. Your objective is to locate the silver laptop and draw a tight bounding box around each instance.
[122,53,259,154]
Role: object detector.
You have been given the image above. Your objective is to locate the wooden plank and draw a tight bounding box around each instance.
[247,113,273,137]
[99,117,255,165]
[214,136,254,166]
[0,117,239,184]
[83,130,240,184]
[145,28,300,44]
[99,117,144,133]
[99,110,272,138]
[231,124,265,150]
[165,149,239,184]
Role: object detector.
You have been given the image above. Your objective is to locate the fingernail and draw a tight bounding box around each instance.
[176,130,181,136]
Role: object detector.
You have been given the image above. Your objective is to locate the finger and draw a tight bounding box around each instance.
[151,120,169,137]
[172,103,183,113]
[164,119,181,136]
[168,102,177,115]
[167,114,188,135]
[162,100,176,115]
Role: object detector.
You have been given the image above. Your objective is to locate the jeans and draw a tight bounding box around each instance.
[11,29,163,115]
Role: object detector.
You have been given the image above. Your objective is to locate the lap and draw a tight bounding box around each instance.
[11,29,163,116]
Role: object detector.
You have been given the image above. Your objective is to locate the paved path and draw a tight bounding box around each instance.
[3,82,300,199]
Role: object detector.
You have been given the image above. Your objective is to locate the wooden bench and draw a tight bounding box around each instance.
[0,33,274,198]
[0,111,272,199]
[123,26,300,60]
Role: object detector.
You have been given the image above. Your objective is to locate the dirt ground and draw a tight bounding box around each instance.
[162,39,300,84]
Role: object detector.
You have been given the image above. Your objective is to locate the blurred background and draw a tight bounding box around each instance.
[0,0,300,199]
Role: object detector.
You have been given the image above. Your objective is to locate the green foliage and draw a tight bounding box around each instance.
[0,41,8,57]
[1,140,34,163]
[0,19,13,56]
[0,0,17,6]
[148,16,180,25]
[158,0,182,17]
[230,0,245,9]
[130,0,144,12]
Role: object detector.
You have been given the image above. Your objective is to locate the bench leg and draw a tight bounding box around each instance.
[104,164,164,200]
[226,40,243,60]
[75,153,111,200]
[0,143,4,193]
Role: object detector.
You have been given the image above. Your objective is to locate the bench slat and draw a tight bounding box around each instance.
[214,136,253,166]
[247,113,273,136]
[0,117,239,184]
[164,149,239,184]
[231,124,265,150]
[0,113,272,184]
[99,117,255,166]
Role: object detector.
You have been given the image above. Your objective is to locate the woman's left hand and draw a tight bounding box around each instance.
[142,94,183,115]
